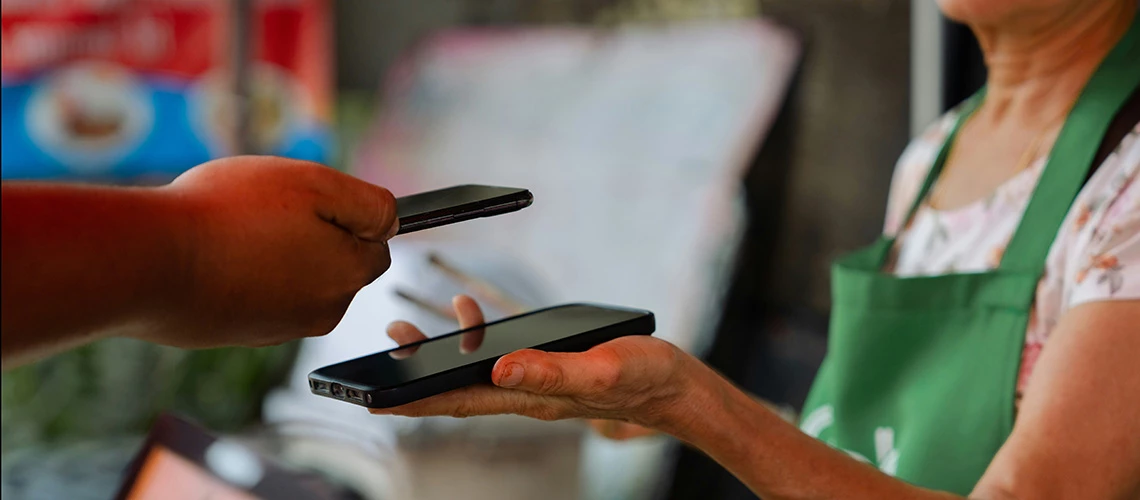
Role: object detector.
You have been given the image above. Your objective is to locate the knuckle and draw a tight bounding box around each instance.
[353,259,382,288]
[448,402,474,419]
[593,344,625,365]
[593,363,622,391]
[530,404,565,421]
[303,184,324,205]
[294,160,328,186]
[361,187,386,233]
[310,310,345,337]
[299,164,341,201]
[375,185,397,210]
[538,366,564,395]
[369,250,392,279]
[333,288,357,313]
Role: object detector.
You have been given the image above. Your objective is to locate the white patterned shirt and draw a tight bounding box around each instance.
[884,111,1140,406]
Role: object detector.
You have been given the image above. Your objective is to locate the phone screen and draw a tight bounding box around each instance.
[314,304,647,389]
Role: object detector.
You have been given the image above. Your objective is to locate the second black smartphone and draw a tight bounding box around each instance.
[395,184,533,235]
[308,303,655,408]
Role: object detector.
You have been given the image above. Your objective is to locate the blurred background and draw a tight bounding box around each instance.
[0,1,985,499]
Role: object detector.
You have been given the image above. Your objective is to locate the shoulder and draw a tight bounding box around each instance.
[882,109,960,235]
[1051,122,1140,306]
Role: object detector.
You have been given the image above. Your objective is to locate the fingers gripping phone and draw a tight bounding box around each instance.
[308,303,655,408]
[395,185,533,235]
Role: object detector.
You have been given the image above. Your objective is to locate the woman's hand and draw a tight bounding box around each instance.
[373,295,702,431]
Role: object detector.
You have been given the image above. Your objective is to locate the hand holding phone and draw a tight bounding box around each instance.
[344,297,691,434]
[308,300,655,408]
[389,296,661,441]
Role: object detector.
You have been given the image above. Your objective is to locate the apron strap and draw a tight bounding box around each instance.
[1000,15,1140,272]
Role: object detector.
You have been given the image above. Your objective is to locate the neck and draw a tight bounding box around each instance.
[970,1,1136,126]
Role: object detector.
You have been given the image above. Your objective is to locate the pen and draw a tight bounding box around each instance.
[425,253,529,314]
[393,288,459,321]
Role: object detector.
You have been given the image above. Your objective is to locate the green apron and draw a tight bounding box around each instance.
[799,16,1140,494]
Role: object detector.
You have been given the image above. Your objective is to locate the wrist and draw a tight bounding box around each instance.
[653,356,783,452]
[650,353,732,439]
[126,187,199,332]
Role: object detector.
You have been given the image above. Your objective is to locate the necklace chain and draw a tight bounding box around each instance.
[927,98,1078,209]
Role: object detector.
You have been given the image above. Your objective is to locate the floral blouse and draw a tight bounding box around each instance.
[883,111,1140,406]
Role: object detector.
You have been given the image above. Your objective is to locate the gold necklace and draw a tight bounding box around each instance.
[1011,122,1056,172]
[928,107,1069,209]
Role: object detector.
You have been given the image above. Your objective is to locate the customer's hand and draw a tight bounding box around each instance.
[143,156,398,348]
[374,295,701,431]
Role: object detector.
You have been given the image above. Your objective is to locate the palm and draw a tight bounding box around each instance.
[377,296,692,429]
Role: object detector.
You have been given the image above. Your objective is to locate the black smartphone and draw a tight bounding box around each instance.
[308,303,655,408]
[395,184,533,235]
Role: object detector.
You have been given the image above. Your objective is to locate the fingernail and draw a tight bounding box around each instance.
[498,363,524,387]
[386,221,401,240]
[459,345,473,355]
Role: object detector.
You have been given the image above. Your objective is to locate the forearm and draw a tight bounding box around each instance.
[1,183,191,368]
[660,361,960,500]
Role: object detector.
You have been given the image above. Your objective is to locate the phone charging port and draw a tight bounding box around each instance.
[330,383,345,398]
[311,380,328,393]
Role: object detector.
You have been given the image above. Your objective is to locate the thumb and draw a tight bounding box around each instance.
[492,349,620,396]
[315,171,398,241]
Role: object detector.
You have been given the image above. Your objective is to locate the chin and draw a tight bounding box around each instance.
[937,0,1008,23]
[936,0,1070,25]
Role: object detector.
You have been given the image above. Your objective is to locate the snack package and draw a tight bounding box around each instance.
[1,0,332,181]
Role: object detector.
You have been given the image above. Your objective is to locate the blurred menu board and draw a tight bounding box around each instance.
[355,22,799,353]
[1,0,332,181]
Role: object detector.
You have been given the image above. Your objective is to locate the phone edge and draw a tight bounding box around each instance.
[395,189,533,235]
